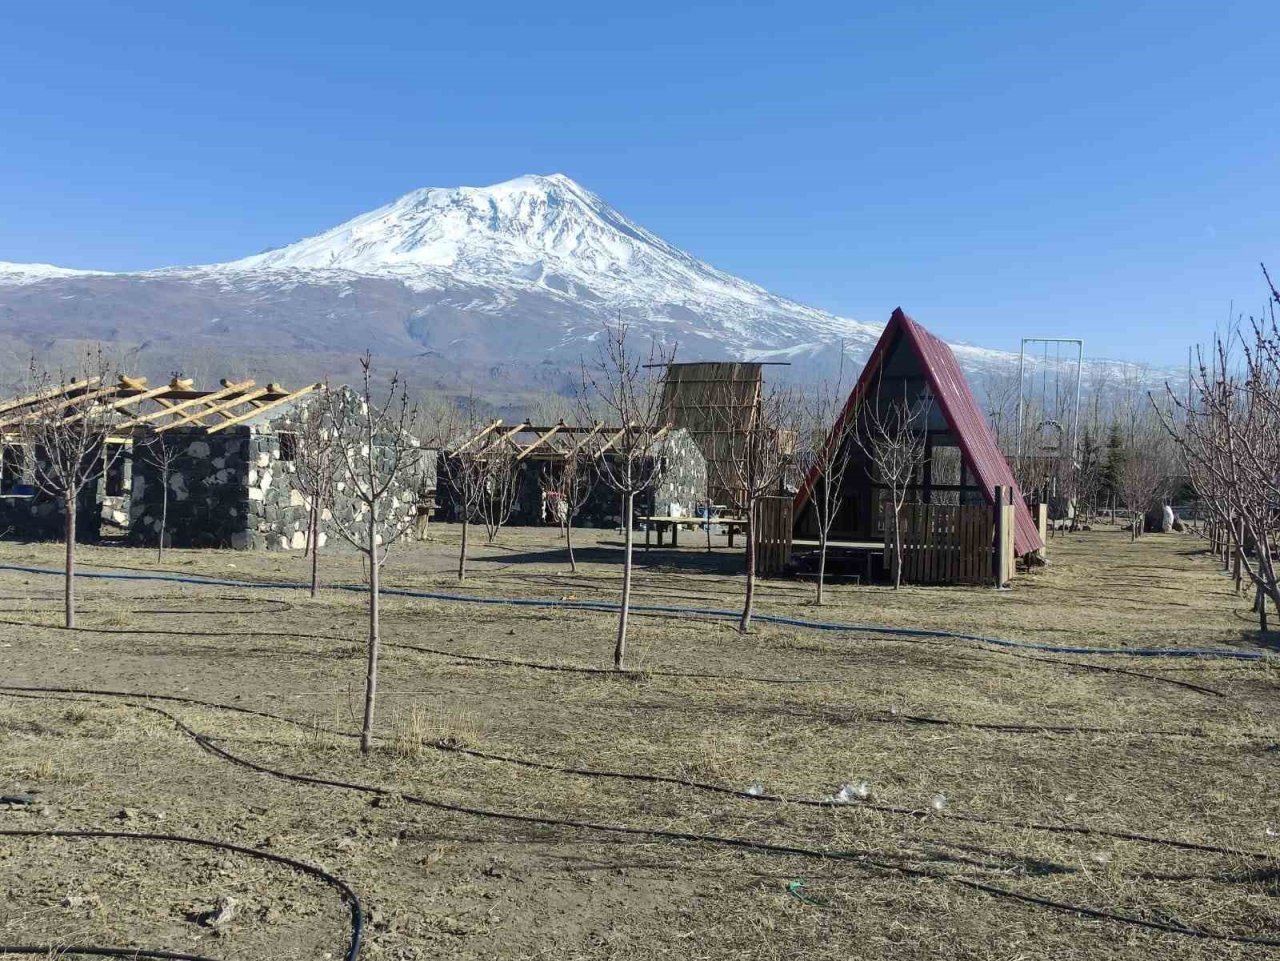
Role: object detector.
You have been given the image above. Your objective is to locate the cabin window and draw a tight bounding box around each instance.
[279,431,299,462]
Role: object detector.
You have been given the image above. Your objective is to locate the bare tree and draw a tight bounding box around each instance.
[479,440,519,544]
[441,445,485,582]
[578,323,674,670]
[442,419,519,579]
[800,372,858,605]
[134,429,177,562]
[325,355,424,755]
[1160,267,1280,628]
[855,378,931,590]
[291,384,338,598]
[543,430,599,572]
[718,381,800,631]
[16,350,121,627]
[1117,411,1177,541]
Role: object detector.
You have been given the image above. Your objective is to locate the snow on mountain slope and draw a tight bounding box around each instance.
[210,173,874,351]
[0,261,108,284]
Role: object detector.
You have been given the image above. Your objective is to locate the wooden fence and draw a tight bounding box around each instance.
[883,502,1001,585]
[756,495,793,576]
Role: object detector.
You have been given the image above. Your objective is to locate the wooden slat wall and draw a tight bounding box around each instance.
[756,495,793,576]
[883,503,997,585]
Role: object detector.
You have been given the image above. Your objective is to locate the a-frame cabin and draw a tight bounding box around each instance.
[794,308,1043,558]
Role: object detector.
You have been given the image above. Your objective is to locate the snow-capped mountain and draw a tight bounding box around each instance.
[205,172,876,356]
[0,173,1035,393]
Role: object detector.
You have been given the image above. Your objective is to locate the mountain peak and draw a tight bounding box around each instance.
[219,173,708,293]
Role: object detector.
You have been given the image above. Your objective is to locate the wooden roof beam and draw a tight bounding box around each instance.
[117,380,257,429]
[0,381,122,429]
[597,422,638,456]
[0,377,103,417]
[516,421,565,461]
[567,422,606,455]
[62,381,176,425]
[156,386,272,431]
[498,420,531,448]
[205,383,320,434]
[453,419,502,454]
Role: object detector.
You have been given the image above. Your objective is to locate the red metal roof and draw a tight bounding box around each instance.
[795,308,1043,556]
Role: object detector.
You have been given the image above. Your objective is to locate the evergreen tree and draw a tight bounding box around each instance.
[1100,421,1124,502]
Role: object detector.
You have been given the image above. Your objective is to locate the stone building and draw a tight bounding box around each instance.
[435,421,706,528]
[128,385,433,550]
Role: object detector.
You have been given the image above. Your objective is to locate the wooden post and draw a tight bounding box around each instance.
[994,485,1011,587]
[1036,502,1048,554]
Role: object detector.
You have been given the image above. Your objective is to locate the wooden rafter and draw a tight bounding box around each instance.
[156,386,271,431]
[567,422,606,455]
[516,421,565,461]
[497,420,530,449]
[597,422,638,456]
[62,380,173,425]
[115,380,258,430]
[0,381,121,429]
[453,419,502,454]
[0,377,103,418]
[205,383,320,433]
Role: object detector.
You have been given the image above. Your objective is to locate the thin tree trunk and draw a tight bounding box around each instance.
[360,527,380,755]
[816,527,827,605]
[303,501,313,558]
[458,517,469,581]
[158,475,169,562]
[705,489,713,553]
[309,503,321,598]
[892,505,903,589]
[64,493,76,630]
[1233,518,1244,594]
[740,499,757,632]
[565,520,577,572]
[615,492,634,670]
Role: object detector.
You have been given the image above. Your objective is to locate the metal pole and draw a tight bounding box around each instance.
[1072,339,1084,460]
[1016,340,1027,460]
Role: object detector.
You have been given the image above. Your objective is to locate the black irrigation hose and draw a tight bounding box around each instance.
[387,636,1230,701]
[5,561,1267,661]
[13,604,1224,701]
[0,828,363,961]
[1,686,1271,863]
[153,699,1280,948]
[427,739,1279,860]
[0,599,1235,700]
[0,602,1236,730]
[7,687,1280,947]
[0,946,215,959]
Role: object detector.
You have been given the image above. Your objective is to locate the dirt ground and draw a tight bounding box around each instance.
[0,523,1277,960]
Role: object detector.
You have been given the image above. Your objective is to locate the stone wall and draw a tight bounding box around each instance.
[268,386,431,551]
[0,487,101,542]
[436,428,706,529]
[0,442,105,543]
[128,426,253,549]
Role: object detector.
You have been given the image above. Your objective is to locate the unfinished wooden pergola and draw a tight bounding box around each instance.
[0,375,321,439]
[450,420,671,461]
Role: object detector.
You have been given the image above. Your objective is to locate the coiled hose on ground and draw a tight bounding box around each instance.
[0,827,363,961]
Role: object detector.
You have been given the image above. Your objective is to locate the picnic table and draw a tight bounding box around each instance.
[639,515,750,550]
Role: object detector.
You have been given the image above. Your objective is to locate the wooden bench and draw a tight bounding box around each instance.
[640,515,749,550]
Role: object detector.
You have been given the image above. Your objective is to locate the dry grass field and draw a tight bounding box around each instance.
[0,524,1277,960]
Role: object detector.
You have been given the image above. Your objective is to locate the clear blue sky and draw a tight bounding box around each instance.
[1,1,1276,364]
